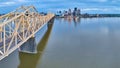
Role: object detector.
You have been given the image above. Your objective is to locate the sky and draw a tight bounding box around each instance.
[0,0,120,14]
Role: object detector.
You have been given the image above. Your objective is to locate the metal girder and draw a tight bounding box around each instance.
[0,5,55,60]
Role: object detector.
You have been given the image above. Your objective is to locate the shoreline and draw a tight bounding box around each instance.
[55,14,120,18]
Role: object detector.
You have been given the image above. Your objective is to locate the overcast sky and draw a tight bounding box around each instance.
[0,0,120,14]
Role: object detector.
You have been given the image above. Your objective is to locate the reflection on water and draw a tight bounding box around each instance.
[56,16,81,27]
[18,20,54,68]
[1,17,120,68]
[36,17,120,68]
[73,17,81,27]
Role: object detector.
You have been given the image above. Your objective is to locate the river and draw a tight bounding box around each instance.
[0,17,120,68]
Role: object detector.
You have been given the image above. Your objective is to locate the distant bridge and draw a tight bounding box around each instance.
[0,5,54,60]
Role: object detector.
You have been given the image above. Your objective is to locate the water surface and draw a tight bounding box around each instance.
[0,17,120,68]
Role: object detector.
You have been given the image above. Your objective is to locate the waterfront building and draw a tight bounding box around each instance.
[73,7,78,16]
[68,9,72,16]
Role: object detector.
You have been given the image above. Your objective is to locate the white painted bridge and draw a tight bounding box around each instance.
[0,6,54,60]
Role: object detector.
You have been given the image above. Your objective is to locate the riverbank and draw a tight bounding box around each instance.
[55,14,120,18]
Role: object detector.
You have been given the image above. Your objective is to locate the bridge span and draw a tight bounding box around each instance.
[0,5,55,60]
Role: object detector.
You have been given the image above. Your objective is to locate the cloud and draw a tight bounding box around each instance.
[82,8,109,11]
[82,7,120,11]
[17,0,30,2]
[80,7,120,14]
[17,0,39,3]
[0,0,120,14]
[0,1,16,7]
[111,0,120,3]
[18,0,25,2]
[3,2,15,5]
[93,0,107,2]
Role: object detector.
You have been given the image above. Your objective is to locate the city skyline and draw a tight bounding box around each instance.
[0,0,120,14]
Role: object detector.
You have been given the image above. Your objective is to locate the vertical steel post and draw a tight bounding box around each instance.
[23,16,25,40]
[3,25,6,53]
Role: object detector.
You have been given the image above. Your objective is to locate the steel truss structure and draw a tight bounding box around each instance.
[0,5,54,60]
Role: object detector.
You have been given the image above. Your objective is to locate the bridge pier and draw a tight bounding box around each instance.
[19,37,37,54]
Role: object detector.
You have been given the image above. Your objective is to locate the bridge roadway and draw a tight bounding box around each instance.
[0,6,55,60]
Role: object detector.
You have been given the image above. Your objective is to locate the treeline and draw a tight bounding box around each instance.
[99,14,120,17]
[80,14,120,18]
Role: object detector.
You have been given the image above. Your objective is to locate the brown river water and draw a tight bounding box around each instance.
[0,17,120,68]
